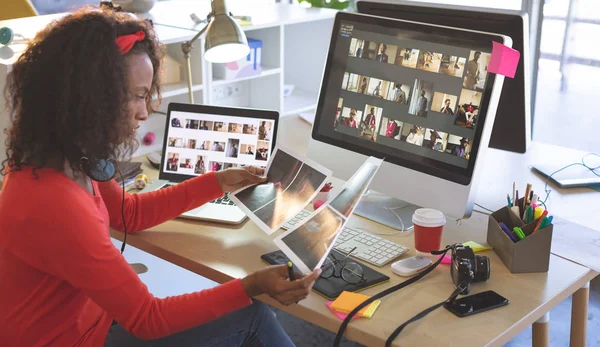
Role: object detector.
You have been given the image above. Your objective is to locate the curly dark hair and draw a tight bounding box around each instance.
[2,7,164,175]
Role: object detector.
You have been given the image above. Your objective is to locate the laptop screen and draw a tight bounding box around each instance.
[163,111,275,177]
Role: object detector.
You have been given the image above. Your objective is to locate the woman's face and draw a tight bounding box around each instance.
[125,53,154,134]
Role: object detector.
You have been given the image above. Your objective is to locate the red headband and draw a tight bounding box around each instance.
[116,31,145,55]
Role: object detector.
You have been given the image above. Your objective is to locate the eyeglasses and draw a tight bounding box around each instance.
[320,247,366,285]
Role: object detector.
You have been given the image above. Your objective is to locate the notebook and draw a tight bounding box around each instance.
[261,249,390,300]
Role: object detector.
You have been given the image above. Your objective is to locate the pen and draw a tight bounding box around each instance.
[512,182,516,210]
[287,261,296,281]
[499,222,518,242]
[513,227,526,240]
[533,210,549,232]
[506,194,512,208]
[516,190,521,216]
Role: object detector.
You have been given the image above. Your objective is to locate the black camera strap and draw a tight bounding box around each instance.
[333,244,460,347]
[384,281,468,346]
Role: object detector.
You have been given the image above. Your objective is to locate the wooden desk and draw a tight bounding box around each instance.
[112,116,597,346]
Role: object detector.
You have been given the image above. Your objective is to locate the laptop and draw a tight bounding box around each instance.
[140,102,279,224]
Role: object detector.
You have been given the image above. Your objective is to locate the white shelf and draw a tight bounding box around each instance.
[212,66,281,86]
[160,82,203,99]
[283,88,319,116]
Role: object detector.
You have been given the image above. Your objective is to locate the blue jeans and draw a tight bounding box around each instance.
[104,301,295,347]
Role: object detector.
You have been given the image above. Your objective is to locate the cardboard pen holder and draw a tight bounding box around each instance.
[486,201,553,273]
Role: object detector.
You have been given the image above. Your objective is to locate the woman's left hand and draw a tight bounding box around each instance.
[215,167,267,193]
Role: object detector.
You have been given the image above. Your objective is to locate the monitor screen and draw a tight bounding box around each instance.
[163,111,275,178]
[356,1,529,154]
[313,12,502,185]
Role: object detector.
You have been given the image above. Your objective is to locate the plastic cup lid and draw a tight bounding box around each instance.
[412,208,446,228]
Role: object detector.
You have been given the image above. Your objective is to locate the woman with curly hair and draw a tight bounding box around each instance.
[0,7,319,347]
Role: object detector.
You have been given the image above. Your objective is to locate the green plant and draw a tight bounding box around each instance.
[297,0,353,10]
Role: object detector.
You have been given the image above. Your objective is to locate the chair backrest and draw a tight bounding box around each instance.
[1,0,38,21]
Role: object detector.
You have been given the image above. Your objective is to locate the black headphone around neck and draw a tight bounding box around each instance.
[80,157,117,182]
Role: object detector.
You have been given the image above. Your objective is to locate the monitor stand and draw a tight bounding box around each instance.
[353,191,420,233]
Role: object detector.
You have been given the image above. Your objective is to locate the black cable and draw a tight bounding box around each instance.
[117,168,128,254]
[333,244,459,347]
[384,282,467,347]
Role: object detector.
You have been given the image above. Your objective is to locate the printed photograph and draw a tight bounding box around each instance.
[374,43,398,64]
[228,123,243,133]
[258,120,273,141]
[233,149,329,231]
[454,89,482,129]
[185,119,200,129]
[403,124,425,146]
[179,158,193,169]
[171,117,183,128]
[394,48,419,68]
[329,161,379,218]
[360,105,383,142]
[223,163,239,170]
[339,107,362,129]
[213,121,227,132]
[416,51,442,73]
[209,161,223,172]
[463,50,491,91]
[431,92,458,115]
[256,141,270,161]
[166,152,179,171]
[279,206,344,271]
[361,40,379,60]
[386,83,410,104]
[211,141,226,152]
[199,120,213,131]
[408,79,434,117]
[243,124,257,135]
[423,129,449,152]
[240,144,256,155]
[194,155,206,174]
[367,78,391,99]
[186,139,197,149]
[349,38,365,58]
[439,55,466,77]
[226,138,240,158]
[168,137,184,148]
[197,140,211,150]
[379,118,403,140]
[447,135,471,159]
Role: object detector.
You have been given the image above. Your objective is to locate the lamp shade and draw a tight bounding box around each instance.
[204,13,250,63]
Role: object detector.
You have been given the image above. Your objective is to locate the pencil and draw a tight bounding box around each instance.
[287,261,296,281]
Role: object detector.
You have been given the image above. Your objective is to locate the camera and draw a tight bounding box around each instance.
[450,245,490,294]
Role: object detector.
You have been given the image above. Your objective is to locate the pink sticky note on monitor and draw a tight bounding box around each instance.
[488,41,520,79]
[326,301,360,321]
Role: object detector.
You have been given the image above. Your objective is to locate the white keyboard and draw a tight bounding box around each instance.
[281,210,409,267]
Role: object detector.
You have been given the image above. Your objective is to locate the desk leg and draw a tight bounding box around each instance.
[532,312,550,347]
[570,282,590,347]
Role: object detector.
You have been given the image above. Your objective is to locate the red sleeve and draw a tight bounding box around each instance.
[8,192,252,340]
[98,172,223,233]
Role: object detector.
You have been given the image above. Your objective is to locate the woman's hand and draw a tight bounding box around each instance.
[241,265,321,306]
[215,167,266,193]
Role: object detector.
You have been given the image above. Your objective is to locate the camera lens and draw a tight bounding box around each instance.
[473,254,490,282]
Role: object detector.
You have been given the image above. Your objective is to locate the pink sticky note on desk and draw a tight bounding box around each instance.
[488,41,520,78]
[326,301,360,321]
[439,254,452,264]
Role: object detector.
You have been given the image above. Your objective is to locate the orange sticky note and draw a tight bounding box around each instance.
[330,291,373,316]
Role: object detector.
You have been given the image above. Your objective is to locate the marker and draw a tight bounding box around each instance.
[499,222,518,242]
[287,261,296,281]
[506,194,512,208]
[533,210,549,232]
[513,226,526,240]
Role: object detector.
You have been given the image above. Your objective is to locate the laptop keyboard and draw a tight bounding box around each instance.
[160,184,234,205]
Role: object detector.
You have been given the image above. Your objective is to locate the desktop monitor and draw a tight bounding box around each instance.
[356,0,531,154]
[307,11,509,227]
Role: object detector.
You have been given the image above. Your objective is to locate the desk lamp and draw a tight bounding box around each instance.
[181,0,250,103]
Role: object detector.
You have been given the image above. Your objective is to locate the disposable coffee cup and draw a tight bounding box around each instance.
[412,208,446,253]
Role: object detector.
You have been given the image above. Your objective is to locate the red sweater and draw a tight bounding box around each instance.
[0,167,252,346]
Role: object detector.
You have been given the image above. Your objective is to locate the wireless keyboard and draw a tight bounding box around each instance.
[281,210,409,267]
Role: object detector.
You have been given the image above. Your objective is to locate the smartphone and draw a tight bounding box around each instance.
[444,290,509,318]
